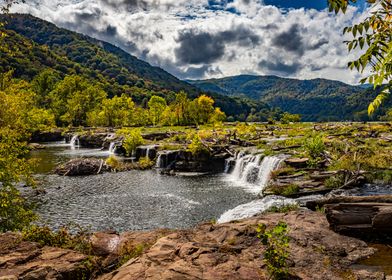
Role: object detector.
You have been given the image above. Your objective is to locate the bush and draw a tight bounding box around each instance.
[138,157,154,170]
[304,134,325,159]
[188,133,210,156]
[117,128,144,156]
[22,224,92,254]
[257,221,291,279]
[280,112,301,124]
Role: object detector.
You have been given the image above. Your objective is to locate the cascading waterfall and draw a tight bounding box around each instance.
[156,153,163,168]
[109,142,116,154]
[70,135,80,149]
[227,152,284,192]
[257,156,285,193]
[217,196,296,223]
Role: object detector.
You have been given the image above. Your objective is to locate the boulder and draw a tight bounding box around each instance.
[79,133,108,148]
[284,158,309,168]
[54,158,111,176]
[30,130,64,143]
[28,143,46,150]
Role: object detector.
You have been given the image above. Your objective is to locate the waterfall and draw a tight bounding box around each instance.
[217,196,297,224]
[109,142,116,154]
[145,147,151,159]
[156,153,163,168]
[226,152,284,194]
[70,135,80,149]
[257,156,284,193]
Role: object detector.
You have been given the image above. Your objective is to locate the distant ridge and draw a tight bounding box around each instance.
[189,74,388,121]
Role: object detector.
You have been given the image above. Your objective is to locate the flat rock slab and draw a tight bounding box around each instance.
[98,210,375,280]
[0,233,90,279]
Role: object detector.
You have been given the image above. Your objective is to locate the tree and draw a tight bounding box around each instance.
[173,91,191,125]
[117,128,144,156]
[48,75,106,126]
[329,0,391,115]
[209,107,226,126]
[148,95,167,126]
[280,112,301,124]
[88,95,135,127]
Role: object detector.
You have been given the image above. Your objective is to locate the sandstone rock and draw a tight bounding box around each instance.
[54,158,111,176]
[0,233,90,280]
[284,157,309,168]
[98,211,376,280]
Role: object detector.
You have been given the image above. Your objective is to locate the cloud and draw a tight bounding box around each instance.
[12,0,367,82]
[174,26,260,64]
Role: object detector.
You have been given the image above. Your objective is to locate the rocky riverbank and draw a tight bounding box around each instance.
[1,210,388,280]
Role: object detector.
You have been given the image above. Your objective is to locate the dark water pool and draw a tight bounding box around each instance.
[30,142,255,232]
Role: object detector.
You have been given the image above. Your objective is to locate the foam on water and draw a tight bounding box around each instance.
[217,195,296,223]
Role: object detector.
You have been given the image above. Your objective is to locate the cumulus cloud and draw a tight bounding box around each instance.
[11,0,367,82]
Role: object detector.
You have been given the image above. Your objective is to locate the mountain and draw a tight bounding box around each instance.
[0,14,271,120]
[188,75,387,121]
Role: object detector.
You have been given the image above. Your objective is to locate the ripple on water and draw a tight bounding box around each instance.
[35,171,255,232]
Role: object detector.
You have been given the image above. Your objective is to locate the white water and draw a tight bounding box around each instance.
[70,135,80,150]
[109,142,116,154]
[217,195,296,223]
[156,153,163,168]
[257,156,285,193]
[225,152,284,194]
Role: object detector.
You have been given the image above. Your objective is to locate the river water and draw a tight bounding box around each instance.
[30,142,255,232]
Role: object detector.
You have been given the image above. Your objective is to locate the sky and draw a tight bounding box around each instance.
[12,0,370,84]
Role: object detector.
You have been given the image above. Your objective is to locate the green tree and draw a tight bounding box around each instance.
[209,107,226,125]
[88,95,135,127]
[329,0,391,114]
[117,128,144,156]
[280,112,301,124]
[173,91,191,125]
[148,95,167,126]
[49,75,106,126]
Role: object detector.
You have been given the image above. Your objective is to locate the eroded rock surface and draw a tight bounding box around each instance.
[0,233,90,279]
[99,210,375,280]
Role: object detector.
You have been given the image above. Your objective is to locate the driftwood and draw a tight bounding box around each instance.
[54,158,111,176]
[325,202,392,239]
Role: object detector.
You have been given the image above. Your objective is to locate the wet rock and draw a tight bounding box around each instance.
[28,143,46,150]
[284,158,309,168]
[54,158,111,176]
[79,133,108,148]
[30,130,64,143]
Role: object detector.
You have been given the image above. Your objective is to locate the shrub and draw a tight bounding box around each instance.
[188,134,210,156]
[22,224,92,254]
[304,134,325,159]
[268,204,299,213]
[257,221,291,279]
[280,112,301,124]
[138,157,155,170]
[268,184,300,197]
[106,155,121,170]
[117,128,144,156]
[117,243,147,267]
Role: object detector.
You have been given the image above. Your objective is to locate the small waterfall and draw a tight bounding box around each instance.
[241,154,262,184]
[226,152,284,194]
[70,135,80,149]
[109,142,116,154]
[145,147,151,159]
[257,156,284,193]
[156,153,163,168]
[217,196,297,224]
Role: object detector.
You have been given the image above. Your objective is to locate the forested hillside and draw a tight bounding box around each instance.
[189,75,391,121]
[0,14,273,121]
